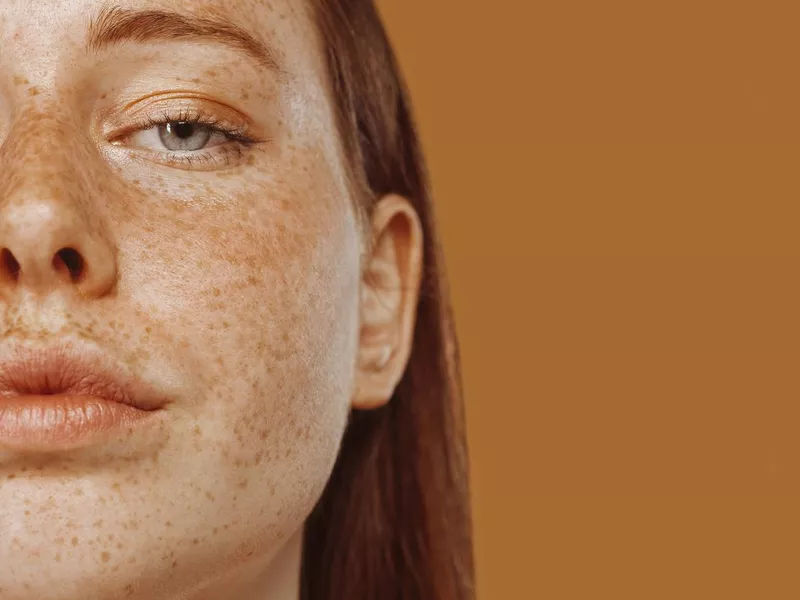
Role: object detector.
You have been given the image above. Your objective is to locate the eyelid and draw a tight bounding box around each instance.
[101,93,262,141]
[111,109,251,145]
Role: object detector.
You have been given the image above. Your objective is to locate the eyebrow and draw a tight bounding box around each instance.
[86,5,285,74]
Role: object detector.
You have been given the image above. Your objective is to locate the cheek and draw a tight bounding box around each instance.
[100,160,361,590]
[189,185,361,475]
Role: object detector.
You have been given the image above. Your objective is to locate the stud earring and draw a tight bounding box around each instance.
[375,346,392,370]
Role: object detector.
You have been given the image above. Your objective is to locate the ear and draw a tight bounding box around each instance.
[352,194,423,410]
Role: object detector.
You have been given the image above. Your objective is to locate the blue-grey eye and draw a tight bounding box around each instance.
[158,121,213,151]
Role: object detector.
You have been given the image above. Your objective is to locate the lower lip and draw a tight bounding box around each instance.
[0,395,159,452]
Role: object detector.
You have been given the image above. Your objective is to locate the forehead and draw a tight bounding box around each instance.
[0,0,322,73]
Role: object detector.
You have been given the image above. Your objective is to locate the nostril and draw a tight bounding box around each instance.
[54,247,84,283]
[1,249,20,282]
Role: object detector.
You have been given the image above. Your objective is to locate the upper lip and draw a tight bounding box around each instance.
[0,341,166,411]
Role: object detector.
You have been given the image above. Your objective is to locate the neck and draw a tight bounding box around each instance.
[187,527,304,600]
[255,528,303,600]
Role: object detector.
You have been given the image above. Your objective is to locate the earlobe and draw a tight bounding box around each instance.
[352,194,423,410]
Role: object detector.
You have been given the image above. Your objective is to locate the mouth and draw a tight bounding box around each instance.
[0,341,167,452]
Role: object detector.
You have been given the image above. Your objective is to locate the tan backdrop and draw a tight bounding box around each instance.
[379,2,800,599]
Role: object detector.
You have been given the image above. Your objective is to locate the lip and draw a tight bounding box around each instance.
[0,341,168,452]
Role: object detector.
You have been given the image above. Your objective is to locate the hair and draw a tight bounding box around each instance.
[300,2,475,599]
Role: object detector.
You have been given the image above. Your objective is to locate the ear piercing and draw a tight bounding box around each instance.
[375,346,392,370]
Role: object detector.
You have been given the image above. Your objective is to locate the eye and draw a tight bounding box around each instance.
[159,121,213,151]
[128,120,230,153]
[107,106,263,170]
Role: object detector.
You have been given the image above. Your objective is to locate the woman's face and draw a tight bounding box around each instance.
[0,1,420,598]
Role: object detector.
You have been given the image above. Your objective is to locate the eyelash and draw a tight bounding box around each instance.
[125,107,261,168]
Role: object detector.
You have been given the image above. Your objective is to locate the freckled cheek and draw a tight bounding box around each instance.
[204,229,360,426]
[167,268,356,535]
[152,190,352,373]
[115,161,359,394]
[197,217,358,460]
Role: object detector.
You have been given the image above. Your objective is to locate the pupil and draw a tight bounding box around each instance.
[170,122,195,139]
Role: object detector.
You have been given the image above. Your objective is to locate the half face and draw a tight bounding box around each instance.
[0,1,374,598]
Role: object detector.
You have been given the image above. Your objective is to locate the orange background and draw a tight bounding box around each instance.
[379,2,800,599]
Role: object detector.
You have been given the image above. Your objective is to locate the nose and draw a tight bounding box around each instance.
[0,194,117,299]
[0,109,119,300]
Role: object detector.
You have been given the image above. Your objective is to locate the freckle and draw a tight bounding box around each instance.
[166,521,173,528]
[101,551,111,563]
[7,473,15,479]
[24,510,30,516]
[28,87,40,96]
[213,527,219,535]
[72,537,79,546]
[172,559,179,568]
[192,538,200,545]
[238,479,249,489]
[56,553,61,562]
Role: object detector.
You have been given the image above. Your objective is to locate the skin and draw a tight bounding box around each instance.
[0,1,423,599]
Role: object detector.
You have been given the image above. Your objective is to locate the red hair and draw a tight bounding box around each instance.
[301,2,475,599]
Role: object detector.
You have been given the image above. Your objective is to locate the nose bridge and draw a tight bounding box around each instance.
[0,106,87,201]
[0,109,118,299]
